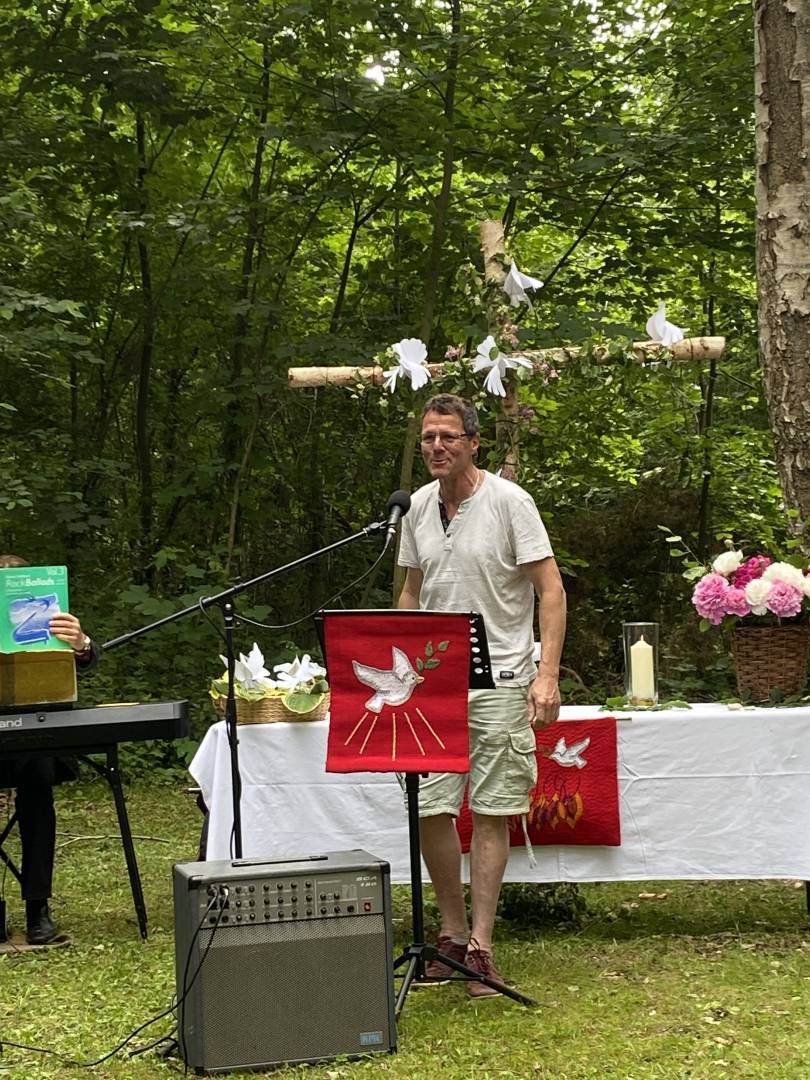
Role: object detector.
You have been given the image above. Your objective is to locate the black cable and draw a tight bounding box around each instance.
[237,541,391,633]
[0,893,223,1070]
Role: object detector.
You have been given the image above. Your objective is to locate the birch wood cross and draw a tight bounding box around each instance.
[287,219,726,478]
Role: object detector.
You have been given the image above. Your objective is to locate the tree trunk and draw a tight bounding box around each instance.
[134,112,155,580]
[393,0,462,598]
[755,0,810,548]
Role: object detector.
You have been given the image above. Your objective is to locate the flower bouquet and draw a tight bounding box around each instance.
[691,551,810,627]
[690,550,810,700]
[210,643,329,724]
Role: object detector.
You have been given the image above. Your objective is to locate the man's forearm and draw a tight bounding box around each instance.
[537,585,566,680]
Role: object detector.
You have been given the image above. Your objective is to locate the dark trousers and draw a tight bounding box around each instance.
[1,758,58,901]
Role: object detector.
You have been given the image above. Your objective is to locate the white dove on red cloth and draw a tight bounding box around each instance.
[548,735,590,769]
[352,646,424,713]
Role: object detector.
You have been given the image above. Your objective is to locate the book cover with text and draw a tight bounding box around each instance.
[0,565,70,653]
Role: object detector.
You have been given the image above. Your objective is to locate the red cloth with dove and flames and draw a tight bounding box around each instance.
[456,717,620,849]
[324,611,472,773]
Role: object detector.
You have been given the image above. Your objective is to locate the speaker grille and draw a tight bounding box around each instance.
[186,915,392,1070]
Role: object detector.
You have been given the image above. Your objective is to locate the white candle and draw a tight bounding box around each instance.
[630,635,655,702]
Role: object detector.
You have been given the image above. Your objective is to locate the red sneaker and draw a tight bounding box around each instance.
[464,945,506,998]
[422,935,469,982]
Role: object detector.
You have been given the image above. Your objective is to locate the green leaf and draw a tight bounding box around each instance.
[416,657,424,671]
[424,658,440,669]
[437,640,450,651]
[425,641,434,657]
[282,690,326,714]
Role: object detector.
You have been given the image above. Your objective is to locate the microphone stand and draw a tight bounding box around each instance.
[103,518,388,858]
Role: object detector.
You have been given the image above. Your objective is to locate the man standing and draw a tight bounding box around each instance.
[0,554,98,944]
[397,394,566,997]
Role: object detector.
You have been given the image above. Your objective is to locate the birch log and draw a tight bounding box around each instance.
[288,337,726,389]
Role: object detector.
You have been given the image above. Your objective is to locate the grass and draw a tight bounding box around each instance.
[2,779,810,1078]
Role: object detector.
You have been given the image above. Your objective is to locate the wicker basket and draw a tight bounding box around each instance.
[731,624,810,701]
[212,693,329,724]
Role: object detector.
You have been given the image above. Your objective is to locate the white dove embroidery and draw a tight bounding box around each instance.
[351,646,425,714]
[548,736,590,769]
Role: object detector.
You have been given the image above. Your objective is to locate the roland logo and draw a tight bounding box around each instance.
[0,717,23,730]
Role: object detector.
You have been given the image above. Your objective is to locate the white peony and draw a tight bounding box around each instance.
[762,562,806,590]
[712,550,743,577]
[744,578,772,616]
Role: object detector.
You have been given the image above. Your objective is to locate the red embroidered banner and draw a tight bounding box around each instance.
[323,611,471,773]
[456,718,620,848]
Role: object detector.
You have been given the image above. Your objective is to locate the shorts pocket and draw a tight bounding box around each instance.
[506,726,538,789]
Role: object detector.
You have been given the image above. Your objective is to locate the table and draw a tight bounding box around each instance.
[189,704,810,884]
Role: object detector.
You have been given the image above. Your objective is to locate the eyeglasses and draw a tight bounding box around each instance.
[419,432,474,447]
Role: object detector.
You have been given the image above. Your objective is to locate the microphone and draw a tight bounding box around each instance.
[382,489,411,549]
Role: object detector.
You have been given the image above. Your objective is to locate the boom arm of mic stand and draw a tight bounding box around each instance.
[101,520,386,652]
[100,518,388,860]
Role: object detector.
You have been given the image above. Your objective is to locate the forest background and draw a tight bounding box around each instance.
[0,0,776,772]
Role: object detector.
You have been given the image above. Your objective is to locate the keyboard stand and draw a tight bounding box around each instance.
[0,812,21,884]
[0,747,148,940]
[83,745,148,939]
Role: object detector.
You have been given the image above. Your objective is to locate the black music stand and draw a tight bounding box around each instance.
[317,609,537,1016]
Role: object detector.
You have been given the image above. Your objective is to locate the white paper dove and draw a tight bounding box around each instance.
[472,334,532,397]
[503,260,543,307]
[383,337,431,393]
[273,653,326,690]
[548,735,590,769]
[352,646,424,713]
[645,303,685,347]
[220,642,278,692]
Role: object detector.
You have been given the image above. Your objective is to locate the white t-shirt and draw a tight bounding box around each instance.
[398,472,554,686]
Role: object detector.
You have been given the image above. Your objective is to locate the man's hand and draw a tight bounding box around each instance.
[527,672,561,729]
[49,612,87,652]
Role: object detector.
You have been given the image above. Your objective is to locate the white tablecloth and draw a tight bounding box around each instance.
[189,704,810,884]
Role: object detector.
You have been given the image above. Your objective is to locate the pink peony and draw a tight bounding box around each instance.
[692,573,731,624]
[732,555,772,590]
[765,580,804,618]
[725,586,752,618]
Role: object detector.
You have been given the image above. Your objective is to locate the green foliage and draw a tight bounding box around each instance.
[0,0,784,709]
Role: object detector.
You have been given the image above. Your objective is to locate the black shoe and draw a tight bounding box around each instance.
[25,901,58,945]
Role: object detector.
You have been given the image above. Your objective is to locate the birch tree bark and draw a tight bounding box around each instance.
[755,0,810,543]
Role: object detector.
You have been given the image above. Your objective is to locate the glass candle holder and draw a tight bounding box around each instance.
[622,622,659,706]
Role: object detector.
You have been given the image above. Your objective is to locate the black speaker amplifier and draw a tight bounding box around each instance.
[173,849,396,1073]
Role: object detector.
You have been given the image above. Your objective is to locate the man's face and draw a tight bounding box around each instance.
[420,409,479,481]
